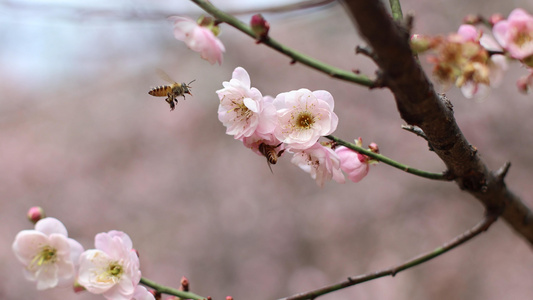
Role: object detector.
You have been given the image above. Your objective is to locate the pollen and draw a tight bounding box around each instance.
[29,245,57,269]
[296,111,315,129]
[513,30,533,47]
[96,261,124,284]
[228,98,252,122]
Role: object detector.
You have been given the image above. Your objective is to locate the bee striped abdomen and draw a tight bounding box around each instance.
[148,85,172,97]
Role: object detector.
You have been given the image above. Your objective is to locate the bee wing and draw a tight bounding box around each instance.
[156,69,177,84]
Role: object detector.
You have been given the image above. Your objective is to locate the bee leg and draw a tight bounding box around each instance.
[265,158,274,174]
[165,93,175,111]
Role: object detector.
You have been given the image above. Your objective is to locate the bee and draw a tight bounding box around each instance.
[148,70,195,111]
[258,142,285,173]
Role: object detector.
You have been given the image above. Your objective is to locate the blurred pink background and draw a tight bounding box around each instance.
[2,1,533,299]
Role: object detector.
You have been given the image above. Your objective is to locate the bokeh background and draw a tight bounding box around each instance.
[2,0,533,299]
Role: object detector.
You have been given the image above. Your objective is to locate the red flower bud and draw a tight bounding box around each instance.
[251,14,270,41]
[27,206,45,224]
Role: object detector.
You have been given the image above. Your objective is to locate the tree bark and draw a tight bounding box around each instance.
[341,0,533,244]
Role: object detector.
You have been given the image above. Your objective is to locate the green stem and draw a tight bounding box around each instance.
[279,213,497,300]
[190,0,374,87]
[325,135,451,181]
[388,0,404,21]
[140,277,207,300]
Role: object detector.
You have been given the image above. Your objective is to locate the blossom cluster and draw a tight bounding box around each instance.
[12,216,154,300]
[411,8,533,97]
[216,67,376,187]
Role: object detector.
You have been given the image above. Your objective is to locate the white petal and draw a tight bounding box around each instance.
[35,217,68,237]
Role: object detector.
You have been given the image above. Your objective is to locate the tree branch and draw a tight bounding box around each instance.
[278,212,498,300]
[325,135,451,180]
[340,0,533,244]
[191,0,375,87]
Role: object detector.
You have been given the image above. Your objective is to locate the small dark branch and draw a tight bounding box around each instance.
[371,70,388,89]
[404,14,414,34]
[401,125,428,141]
[494,162,511,182]
[401,125,435,152]
[356,45,378,61]
[278,213,498,300]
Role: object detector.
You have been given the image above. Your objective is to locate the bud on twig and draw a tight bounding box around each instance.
[463,14,481,25]
[488,13,504,26]
[250,14,270,42]
[27,206,45,224]
[180,276,189,292]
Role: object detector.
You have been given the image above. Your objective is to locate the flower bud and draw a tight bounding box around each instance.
[368,142,380,154]
[517,75,532,94]
[27,206,45,224]
[180,276,190,291]
[73,281,86,293]
[463,14,481,25]
[251,14,270,41]
[488,13,504,26]
[410,34,432,54]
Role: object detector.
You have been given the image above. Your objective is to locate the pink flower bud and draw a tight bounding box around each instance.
[27,206,45,224]
[335,146,370,183]
[517,71,533,93]
[181,276,190,291]
[488,13,504,25]
[368,142,380,153]
[463,14,481,25]
[251,14,270,41]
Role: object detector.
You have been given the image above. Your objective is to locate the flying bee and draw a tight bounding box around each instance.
[258,142,285,173]
[148,70,195,111]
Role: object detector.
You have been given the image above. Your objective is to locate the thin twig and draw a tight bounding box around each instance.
[326,135,451,180]
[140,277,207,300]
[191,0,375,87]
[388,0,404,21]
[279,212,498,300]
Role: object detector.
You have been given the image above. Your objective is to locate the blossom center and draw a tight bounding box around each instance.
[30,245,57,269]
[227,97,252,121]
[513,30,533,47]
[295,111,315,129]
[96,261,123,284]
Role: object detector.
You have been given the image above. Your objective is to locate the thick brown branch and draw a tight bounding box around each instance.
[341,0,533,244]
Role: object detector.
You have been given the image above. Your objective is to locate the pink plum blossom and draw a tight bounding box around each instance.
[454,25,508,99]
[217,67,276,140]
[133,285,155,300]
[77,231,141,300]
[335,146,370,183]
[273,89,338,150]
[493,9,533,62]
[291,143,345,187]
[171,16,225,65]
[12,217,84,290]
[457,24,481,42]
